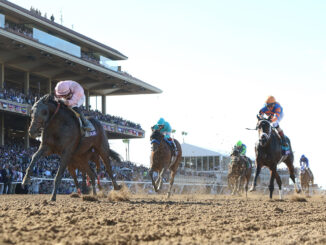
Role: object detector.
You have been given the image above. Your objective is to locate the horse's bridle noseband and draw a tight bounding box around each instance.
[258,119,272,145]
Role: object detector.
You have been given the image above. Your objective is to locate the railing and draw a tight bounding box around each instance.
[2,177,319,196]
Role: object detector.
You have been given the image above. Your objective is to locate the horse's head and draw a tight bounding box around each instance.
[231,146,240,158]
[29,94,56,138]
[150,126,164,152]
[256,115,272,147]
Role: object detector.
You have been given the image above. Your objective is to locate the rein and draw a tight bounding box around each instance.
[151,139,160,145]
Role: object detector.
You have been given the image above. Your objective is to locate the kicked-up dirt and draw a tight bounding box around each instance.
[0,192,326,244]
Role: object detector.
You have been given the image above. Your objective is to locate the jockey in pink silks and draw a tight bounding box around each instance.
[54,80,93,131]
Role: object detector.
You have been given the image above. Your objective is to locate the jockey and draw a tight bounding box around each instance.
[54,80,93,132]
[235,140,246,156]
[235,141,250,168]
[300,154,309,170]
[300,154,313,177]
[259,96,289,149]
[153,118,178,155]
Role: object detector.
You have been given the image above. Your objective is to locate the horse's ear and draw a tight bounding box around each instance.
[151,126,155,131]
[268,115,273,121]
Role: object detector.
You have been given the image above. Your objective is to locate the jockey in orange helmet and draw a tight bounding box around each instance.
[259,96,289,149]
[54,80,93,131]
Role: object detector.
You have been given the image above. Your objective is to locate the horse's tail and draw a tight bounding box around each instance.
[110,149,122,163]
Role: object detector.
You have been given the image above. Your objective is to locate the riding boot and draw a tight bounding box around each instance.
[278,130,289,148]
[169,138,178,156]
[72,107,93,132]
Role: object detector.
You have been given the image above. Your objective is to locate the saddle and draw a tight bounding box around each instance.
[68,108,96,137]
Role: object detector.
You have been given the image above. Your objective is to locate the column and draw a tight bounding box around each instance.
[0,112,4,146]
[0,63,4,89]
[101,95,106,114]
[85,89,90,110]
[24,71,30,95]
[46,78,52,94]
[24,118,30,149]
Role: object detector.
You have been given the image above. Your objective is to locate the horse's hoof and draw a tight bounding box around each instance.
[113,184,122,191]
[249,187,256,192]
[50,197,56,202]
[296,189,302,194]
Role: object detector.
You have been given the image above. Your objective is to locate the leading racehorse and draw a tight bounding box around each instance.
[149,127,182,198]
[22,94,121,201]
[250,115,301,199]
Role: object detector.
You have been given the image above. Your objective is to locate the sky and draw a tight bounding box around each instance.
[10,0,326,187]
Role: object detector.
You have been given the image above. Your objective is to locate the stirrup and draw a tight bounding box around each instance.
[83,126,93,132]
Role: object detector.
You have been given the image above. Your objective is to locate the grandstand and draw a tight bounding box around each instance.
[0,0,162,148]
[0,1,162,194]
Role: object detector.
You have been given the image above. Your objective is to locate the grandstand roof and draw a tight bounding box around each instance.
[0,0,162,96]
[181,143,226,157]
[0,0,127,60]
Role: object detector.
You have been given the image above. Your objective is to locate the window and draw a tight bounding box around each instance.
[0,14,5,28]
[33,28,81,57]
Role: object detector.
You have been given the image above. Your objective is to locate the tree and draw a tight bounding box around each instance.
[122,139,130,161]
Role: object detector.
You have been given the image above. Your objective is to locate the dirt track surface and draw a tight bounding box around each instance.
[1,193,326,245]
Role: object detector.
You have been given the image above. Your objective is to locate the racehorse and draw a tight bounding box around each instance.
[149,127,182,198]
[22,94,121,201]
[300,168,314,195]
[228,147,252,197]
[250,115,301,199]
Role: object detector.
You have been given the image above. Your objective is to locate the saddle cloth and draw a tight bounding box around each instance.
[272,128,290,155]
[78,118,96,138]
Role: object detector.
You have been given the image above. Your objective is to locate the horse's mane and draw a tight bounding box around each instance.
[39,94,67,108]
[150,129,164,140]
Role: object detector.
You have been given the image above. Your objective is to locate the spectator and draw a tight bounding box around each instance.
[1,164,13,194]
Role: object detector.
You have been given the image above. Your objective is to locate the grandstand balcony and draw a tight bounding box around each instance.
[0,96,144,139]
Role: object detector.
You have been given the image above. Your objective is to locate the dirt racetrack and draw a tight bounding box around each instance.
[1,192,326,245]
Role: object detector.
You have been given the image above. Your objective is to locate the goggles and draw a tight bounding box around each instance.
[266,103,275,107]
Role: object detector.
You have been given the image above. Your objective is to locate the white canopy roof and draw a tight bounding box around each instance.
[181,143,227,157]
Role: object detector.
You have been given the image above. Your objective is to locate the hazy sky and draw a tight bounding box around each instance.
[11,0,326,187]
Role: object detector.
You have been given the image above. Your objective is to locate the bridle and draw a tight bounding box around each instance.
[150,131,164,153]
[257,119,272,146]
[31,100,60,133]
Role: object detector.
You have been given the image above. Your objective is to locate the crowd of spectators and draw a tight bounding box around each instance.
[0,139,149,194]
[82,107,143,130]
[0,87,37,105]
[3,22,34,40]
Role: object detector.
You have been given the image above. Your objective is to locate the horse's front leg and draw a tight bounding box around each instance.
[156,168,166,191]
[274,171,283,200]
[167,170,177,198]
[22,146,47,188]
[50,153,72,201]
[269,169,276,199]
[149,169,158,192]
[236,175,242,195]
[250,163,261,192]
